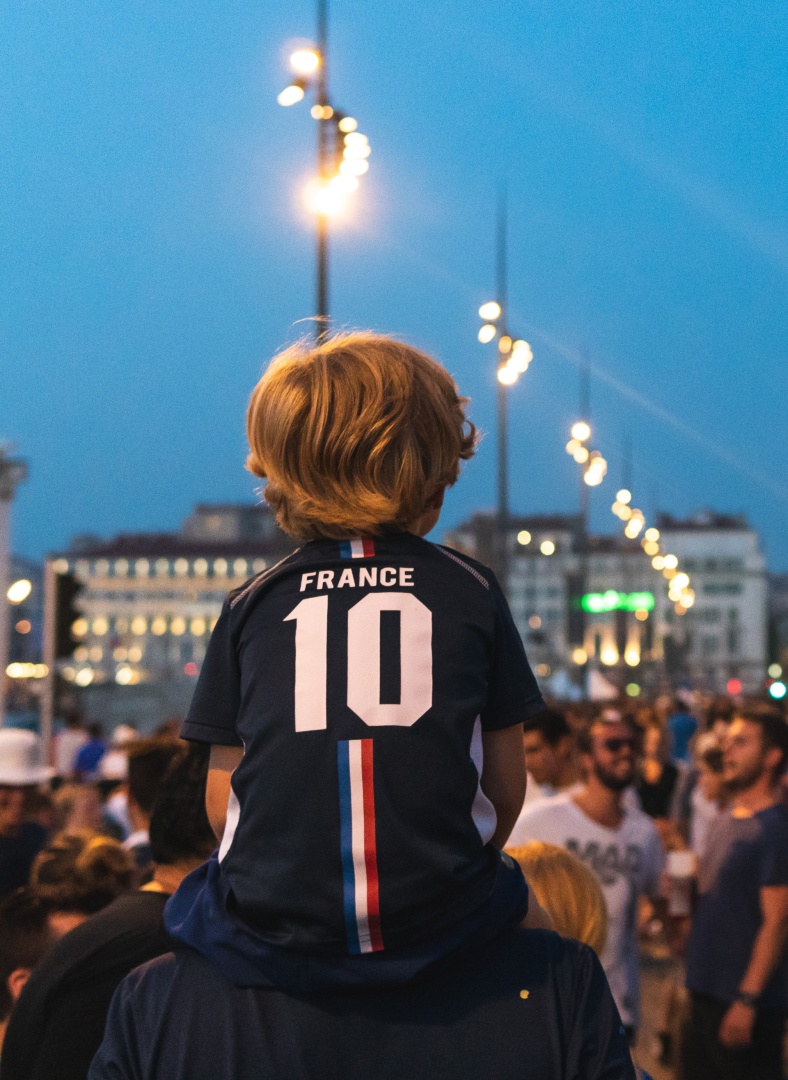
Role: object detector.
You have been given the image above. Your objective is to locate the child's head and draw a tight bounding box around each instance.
[246,333,477,539]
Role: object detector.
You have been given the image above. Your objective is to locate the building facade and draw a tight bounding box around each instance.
[51,504,297,729]
[446,510,768,696]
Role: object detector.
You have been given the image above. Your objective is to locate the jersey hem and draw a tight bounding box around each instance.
[181,722,243,747]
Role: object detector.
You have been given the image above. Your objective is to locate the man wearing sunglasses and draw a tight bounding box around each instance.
[511,712,663,1042]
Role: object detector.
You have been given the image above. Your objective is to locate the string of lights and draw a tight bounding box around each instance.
[278,48,372,221]
[564,423,696,616]
[477,301,534,387]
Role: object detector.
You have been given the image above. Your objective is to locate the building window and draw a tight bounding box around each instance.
[703,583,742,596]
[702,635,719,656]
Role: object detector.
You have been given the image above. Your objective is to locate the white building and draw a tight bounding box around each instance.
[50,504,297,727]
[446,510,768,695]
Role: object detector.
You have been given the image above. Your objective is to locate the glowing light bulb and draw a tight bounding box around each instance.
[616,489,632,505]
[340,158,369,177]
[571,421,591,442]
[478,323,497,344]
[290,49,320,75]
[498,365,518,386]
[338,116,358,133]
[7,579,31,603]
[306,179,347,217]
[277,84,305,107]
[478,301,501,321]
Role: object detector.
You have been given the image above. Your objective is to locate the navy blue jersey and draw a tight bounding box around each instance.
[182,533,544,955]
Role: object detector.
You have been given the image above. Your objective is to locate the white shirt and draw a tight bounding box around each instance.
[53,729,88,776]
[513,792,664,1028]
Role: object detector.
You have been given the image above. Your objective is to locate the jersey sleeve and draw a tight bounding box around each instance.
[180,600,243,747]
[480,577,545,731]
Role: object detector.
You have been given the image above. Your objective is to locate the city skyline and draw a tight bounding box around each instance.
[2,0,787,568]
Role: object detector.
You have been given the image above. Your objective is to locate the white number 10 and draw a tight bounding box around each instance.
[284,593,433,731]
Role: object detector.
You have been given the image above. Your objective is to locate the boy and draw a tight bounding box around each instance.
[165,333,546,989]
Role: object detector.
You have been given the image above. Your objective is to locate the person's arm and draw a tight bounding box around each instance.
[205,745,244,842]
[719,884,788,1048]
[481,724,526,848]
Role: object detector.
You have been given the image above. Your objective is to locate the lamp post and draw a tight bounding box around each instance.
[476,193,534,596]
[277,0,371,343]
[0,447,27,727]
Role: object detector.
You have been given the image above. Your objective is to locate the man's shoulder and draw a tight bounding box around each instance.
[757,802,788,840]
[621,804,661,843]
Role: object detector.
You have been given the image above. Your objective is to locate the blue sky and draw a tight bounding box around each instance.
[2,0,787,567]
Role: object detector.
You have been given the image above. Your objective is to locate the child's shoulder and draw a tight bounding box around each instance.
[225,547,307,614]
[429,541,498,595]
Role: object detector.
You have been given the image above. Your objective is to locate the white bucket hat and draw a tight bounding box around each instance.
[0,728,55,785]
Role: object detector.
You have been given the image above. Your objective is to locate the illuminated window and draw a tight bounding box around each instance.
[131,617,147,636]
[135,559,150,578]
[213,559,228,577]
[194,559,208,577]
[92,617,109,636]
[174,559,189,577]
[151,617,167,636]
[171,617,186,636]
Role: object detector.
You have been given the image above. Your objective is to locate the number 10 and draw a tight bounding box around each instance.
[284,593,433,731]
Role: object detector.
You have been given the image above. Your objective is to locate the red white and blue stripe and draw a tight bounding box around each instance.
[337,739,384,954]
[340,538,375,559]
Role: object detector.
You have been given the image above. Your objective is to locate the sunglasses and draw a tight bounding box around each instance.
[601,737,636,753]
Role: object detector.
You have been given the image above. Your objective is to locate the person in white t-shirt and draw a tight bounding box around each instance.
[514,714,664,1038]
[53,716,88,779]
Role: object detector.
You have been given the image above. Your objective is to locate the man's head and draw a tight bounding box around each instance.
[126,738,181,829]
[245,333,478,539]
[0,888,53,1027]
[522,711,574,788]
[578,716,638,793]
[148,744,216,870]
[0,787,26,838]
[723,712,788,793]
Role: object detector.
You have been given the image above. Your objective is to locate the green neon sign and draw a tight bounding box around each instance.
[581,590,655,614]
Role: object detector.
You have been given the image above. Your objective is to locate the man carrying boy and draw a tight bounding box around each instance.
[165,333,548,988]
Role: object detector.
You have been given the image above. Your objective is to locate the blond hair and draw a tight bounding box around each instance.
[246,333,477,539]
[507,841,608,955]
[30,830,134,914]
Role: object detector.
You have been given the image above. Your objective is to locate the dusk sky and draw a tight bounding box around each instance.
[3,0,787,567]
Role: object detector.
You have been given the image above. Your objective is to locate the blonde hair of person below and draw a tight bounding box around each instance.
[506,841,608,956]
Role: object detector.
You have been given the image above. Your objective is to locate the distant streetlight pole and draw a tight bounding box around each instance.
[315,0,329,340]
[476,189,534,595]
[277,0,371,344]
[0,447,27,727]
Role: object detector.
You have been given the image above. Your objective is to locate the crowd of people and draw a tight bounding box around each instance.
[0,697,785,1078]
[0,333,785,1079]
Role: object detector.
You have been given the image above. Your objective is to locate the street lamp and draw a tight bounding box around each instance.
[0,446,28,727]
[475,197,534,596]
[277,2,371,343]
